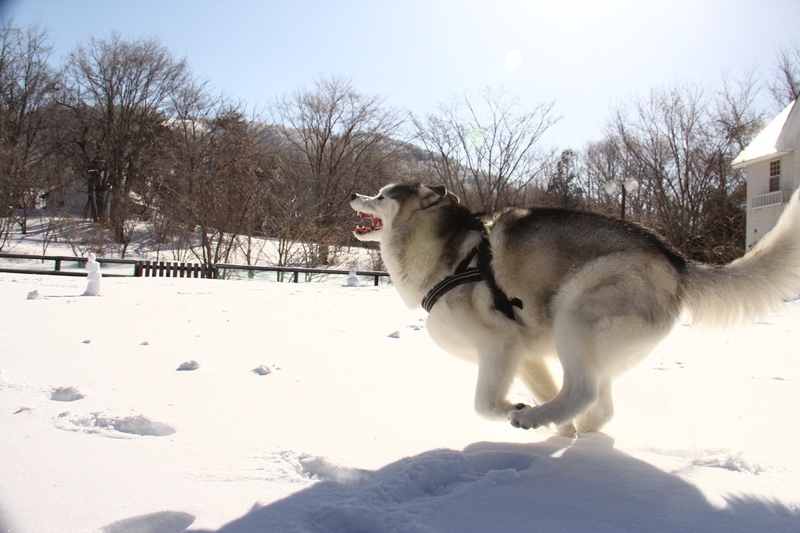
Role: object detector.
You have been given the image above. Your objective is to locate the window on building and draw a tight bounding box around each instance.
[769,159,781,192]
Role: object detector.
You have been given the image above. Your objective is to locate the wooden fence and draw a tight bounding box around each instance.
[138,260,213,278]
[0,253,389,285]
[213,263,390,285]
[0,253,140,277]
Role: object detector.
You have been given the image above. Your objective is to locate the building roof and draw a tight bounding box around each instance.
[732,100,797,168]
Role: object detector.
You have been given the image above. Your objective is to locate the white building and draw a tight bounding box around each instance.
[732,100,799,250]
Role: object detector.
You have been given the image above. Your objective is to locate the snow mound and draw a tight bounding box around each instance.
[296,455,369,484]
[49,386,85,402]
[100,510,195,533]
[693,451,764,474]
[56,412,176,437]
[251,365,272,376]
[176,360,200,371]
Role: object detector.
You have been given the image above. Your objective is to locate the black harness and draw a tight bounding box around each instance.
[421,235,523,321]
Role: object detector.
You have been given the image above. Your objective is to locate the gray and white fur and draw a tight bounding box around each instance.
[350,184,800,436]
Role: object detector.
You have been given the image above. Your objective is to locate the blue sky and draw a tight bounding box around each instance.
[2,0,799,149]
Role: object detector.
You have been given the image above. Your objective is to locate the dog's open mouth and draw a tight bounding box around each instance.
[355,212,383,234]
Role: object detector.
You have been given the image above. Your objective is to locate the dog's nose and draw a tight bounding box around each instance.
[350,193,358,200]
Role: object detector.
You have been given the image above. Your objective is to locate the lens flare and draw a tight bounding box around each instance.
[504,49,522,72]
[465,128,484,149]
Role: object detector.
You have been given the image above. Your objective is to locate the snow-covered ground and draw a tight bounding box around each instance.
[1,268,799,532]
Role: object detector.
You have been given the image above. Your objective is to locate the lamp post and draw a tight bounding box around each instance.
[604,178,639,219]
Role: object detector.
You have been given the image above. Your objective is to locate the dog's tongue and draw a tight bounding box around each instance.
[355,212,383,233]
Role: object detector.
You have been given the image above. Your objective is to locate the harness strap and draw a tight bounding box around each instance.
[421,268,483,313]
[477,237,523,321]
[421,236,523,321]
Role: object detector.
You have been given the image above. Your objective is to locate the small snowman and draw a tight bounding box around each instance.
[83,253,102,296]
[344,267,362,287]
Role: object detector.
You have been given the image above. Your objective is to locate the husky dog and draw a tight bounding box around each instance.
[350,184,800,435]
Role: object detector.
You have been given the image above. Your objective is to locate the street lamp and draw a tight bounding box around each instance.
[604,177,639,219]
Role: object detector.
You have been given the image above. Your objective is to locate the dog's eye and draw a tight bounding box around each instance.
[377,195,384,201]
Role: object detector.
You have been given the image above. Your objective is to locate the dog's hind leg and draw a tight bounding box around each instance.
[510,286,626,431]
[509,307,665,431]
[510,256,680,432]
[575,379,614,433]
[509,321,602,430]
[511,294,673,431]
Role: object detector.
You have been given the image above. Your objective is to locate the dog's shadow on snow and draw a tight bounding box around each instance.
[194,434,797,533]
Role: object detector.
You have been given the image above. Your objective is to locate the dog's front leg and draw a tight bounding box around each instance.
[473,349,527,420]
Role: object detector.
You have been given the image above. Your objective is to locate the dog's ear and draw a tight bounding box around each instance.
[429,185,447,197]
[420,184,446,208]
[420,184,459,208]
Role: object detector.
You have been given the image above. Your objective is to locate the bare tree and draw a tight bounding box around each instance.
[581,138,633,215]
[159,97,277,266]
[269,75,405,264]
[703,71,763,261]
[0,22,58,248]
[201,109,275,265]
[769,41,800,109]
[153,76,218,260]
[57,33,191,252]
[539,149,586,209]
[603,79,757,262]
[412,87,560,214]
[258,151,316,269]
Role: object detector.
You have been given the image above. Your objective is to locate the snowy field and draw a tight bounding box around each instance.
[1,268,799,532]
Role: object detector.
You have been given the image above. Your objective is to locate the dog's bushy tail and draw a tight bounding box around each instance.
[681,188,800,326]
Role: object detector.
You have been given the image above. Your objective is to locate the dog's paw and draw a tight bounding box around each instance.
[509,406,547,430]
[507,404,532,429]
